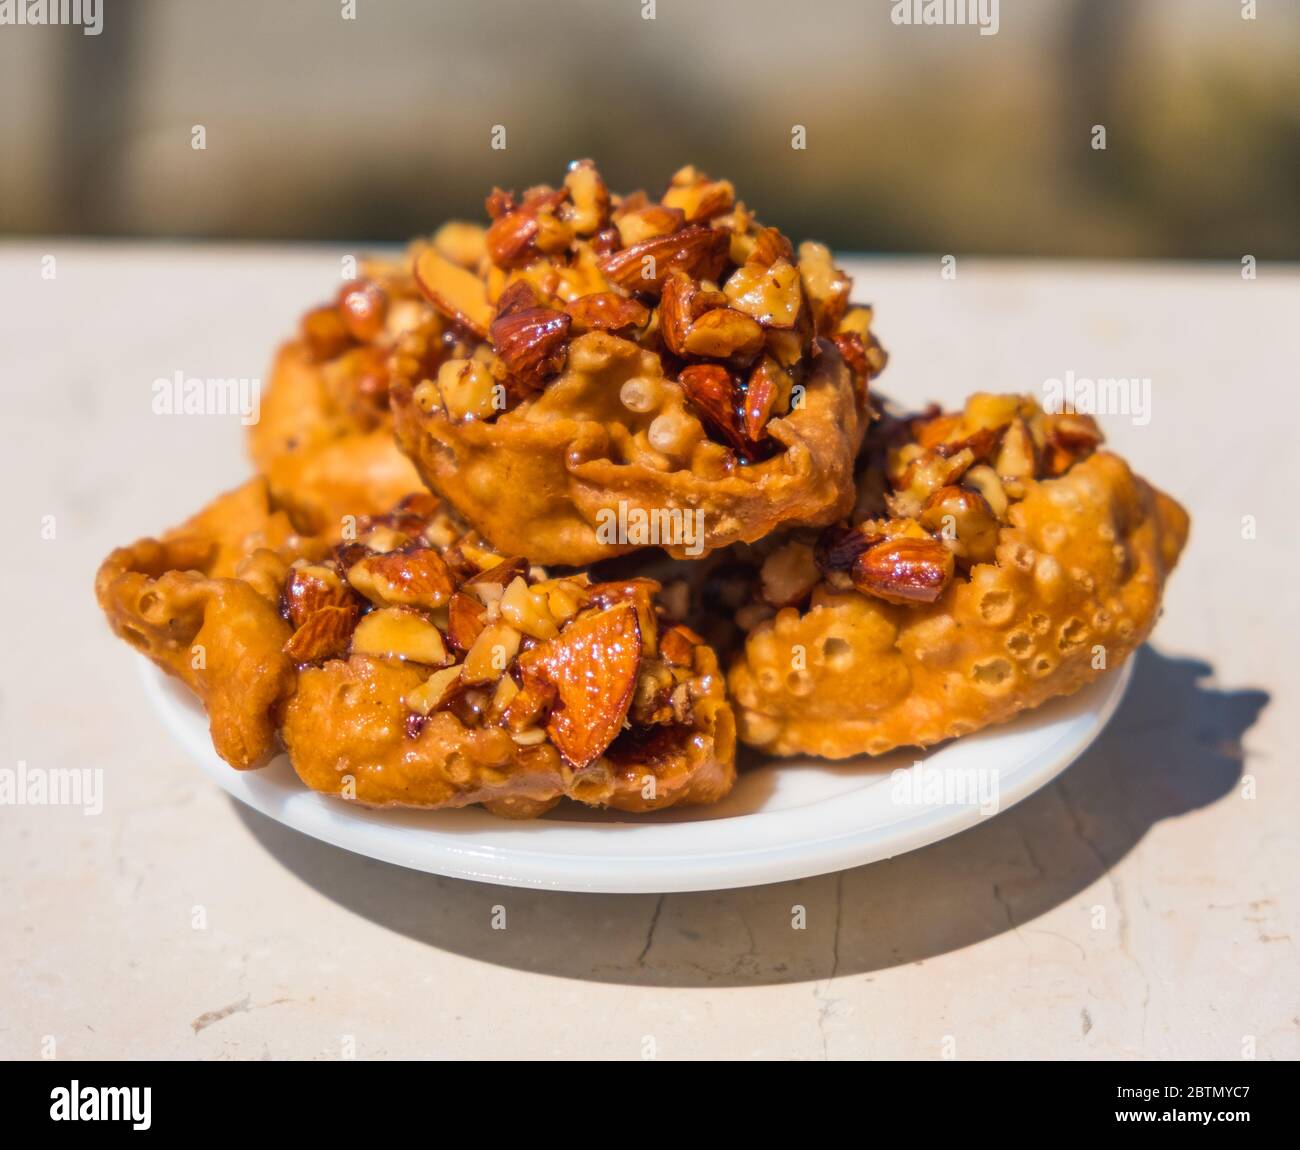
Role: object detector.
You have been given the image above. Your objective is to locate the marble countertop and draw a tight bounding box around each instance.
[2,245,1296,1060]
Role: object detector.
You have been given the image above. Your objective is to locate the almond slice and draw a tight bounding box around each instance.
[597,225,728,295]
[413,247,494,337]
[662,176,735,222]
[517,603,642,769]
[742,357,783,441]
[745,226,795,268]
[585,577,661,657]
[351,607,449,664]
[346,547,455,610]
[682,307,765,361]
[501,676,556,732]
[797,241,851,335]
[920,486,1000,566]
[485,210,542,269]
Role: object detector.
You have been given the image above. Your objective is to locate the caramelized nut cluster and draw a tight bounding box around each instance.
[402,161,885,460]
[743,394,1104,617]
[293,255,438,433]
[275,493,716,770]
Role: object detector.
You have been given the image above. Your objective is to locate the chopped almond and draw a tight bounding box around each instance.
[351,607,449,665]
[413,247,494,337]
[516,604,642,768]
[347,547,455,610]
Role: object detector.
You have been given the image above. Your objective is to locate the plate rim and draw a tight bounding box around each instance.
[139,657,1133,893]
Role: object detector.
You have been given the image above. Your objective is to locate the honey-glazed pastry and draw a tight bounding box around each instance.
[249,255,429,532]
[389,161,884,565]
[94,478,321,767]
[727,394,1189,758]
[96,488,735,817]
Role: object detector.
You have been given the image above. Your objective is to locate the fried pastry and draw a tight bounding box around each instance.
[727,394,1189,758]
[96,487,736,817]
[389,161,885,565]
[249,256,428,532]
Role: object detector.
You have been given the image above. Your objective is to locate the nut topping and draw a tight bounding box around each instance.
[597,225,729,295]
[283,564,353,628]
[351,606,449,665]
[678,363,771,462]
[489,305,571,391]
[414,247,495,337]
[446,591,487,651]
[563,292,649,334]
[613,204,685,248]
[723,259,802,328]
[347,547,456,610]
[516,603,642,769]
[284,604,359,663]
[337,281,388,343]
[851,537,955,605]
[393,161,883,461]
[808,393,1105,611]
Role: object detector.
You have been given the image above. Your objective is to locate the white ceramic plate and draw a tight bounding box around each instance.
[141,658,1131,893]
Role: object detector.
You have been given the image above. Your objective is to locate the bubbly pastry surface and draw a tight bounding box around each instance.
[727,394,1189,758]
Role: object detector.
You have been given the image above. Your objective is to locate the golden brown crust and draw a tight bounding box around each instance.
[96,484,737,815]
[251,341,424,532]
[282,643,735,814]
[93,480,303,768]
[728,410,1189,757]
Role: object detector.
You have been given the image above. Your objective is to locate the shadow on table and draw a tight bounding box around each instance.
[234,646,1267,987]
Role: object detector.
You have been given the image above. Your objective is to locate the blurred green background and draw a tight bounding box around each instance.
[1,0,1296,258]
